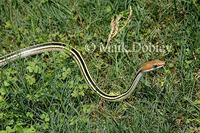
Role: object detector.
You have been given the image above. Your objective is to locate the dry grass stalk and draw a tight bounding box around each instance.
[106,6,132,48]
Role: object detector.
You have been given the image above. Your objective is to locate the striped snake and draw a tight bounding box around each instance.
[0,42,165,101]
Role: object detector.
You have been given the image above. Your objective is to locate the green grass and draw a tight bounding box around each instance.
[0,0,199,132]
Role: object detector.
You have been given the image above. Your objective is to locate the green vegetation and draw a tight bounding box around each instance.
[0,0,199,132]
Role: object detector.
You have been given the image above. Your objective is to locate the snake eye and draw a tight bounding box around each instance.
[153,65,158,68]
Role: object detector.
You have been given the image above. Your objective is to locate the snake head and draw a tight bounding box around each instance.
[139,59,165,72]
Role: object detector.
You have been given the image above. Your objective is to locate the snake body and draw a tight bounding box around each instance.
[0,42,165,101]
